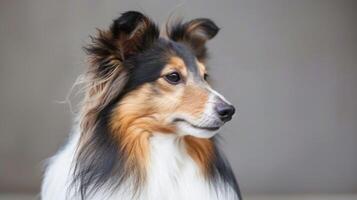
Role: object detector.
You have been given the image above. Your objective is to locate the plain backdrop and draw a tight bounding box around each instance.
[0,0,356,195]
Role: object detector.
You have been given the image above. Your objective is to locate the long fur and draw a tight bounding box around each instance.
[42,11,242,200]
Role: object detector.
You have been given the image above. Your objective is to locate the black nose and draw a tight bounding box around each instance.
[215,102,235,122]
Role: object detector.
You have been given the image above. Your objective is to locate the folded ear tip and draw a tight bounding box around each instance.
[121,10,144,16]
[111,11,146,36]
[197,18,220,38]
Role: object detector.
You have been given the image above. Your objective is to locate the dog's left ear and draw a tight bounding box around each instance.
[168,18,219,61]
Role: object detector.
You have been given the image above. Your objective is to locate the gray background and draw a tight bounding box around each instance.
[1,0,356,195]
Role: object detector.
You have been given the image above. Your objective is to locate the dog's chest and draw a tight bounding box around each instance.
[107,134,237,200]
[141,135,211,200]
[42,132,238,200]
[134,134,236,200]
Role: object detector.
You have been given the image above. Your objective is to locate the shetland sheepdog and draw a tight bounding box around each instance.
[41,11,242,200]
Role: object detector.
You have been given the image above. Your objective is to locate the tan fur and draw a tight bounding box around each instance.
[160,56,209,119]
[109,84,176,183]
[179,85,208,118]
[166,57,187,74]
[196,60,207,77]
[79,48,127,145]
[184,136,215,177]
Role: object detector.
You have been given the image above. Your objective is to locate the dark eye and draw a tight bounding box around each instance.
[204,73,209,81]
[164,72,181,84]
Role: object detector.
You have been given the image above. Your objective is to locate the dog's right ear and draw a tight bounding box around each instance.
[85,11,159,78]
[82,11,159,112]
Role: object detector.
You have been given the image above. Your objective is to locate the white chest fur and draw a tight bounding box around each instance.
[41,132,239,200]
[145,134,216,200]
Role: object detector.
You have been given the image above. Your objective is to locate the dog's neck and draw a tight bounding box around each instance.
[148,133,201,174]
[148,132,215,177]
[148,133,195,178]
[143,133,214,199]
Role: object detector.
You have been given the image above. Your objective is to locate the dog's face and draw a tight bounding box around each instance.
[114,41,235,138]
[86,11,235,139]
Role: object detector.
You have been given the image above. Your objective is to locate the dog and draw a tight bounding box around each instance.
[41,11,242,200]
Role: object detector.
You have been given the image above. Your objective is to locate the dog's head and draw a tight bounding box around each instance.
[84,11,235,139]
[74,11,239,198]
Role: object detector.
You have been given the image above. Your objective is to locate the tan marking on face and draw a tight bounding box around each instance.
[196,60,207,77]
[184,136,215,177]
[109,84,176,183]
[177,85,209,119]
[156,56,210,120]
[161,56,187,78]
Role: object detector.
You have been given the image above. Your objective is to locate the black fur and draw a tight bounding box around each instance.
[111,11,146,35]
[212,137,243,199]
[123,40,171,93]
[73,112,121,198]
[84,11,160,79]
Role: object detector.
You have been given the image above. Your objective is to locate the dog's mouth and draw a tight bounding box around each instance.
[173,118,220,131]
